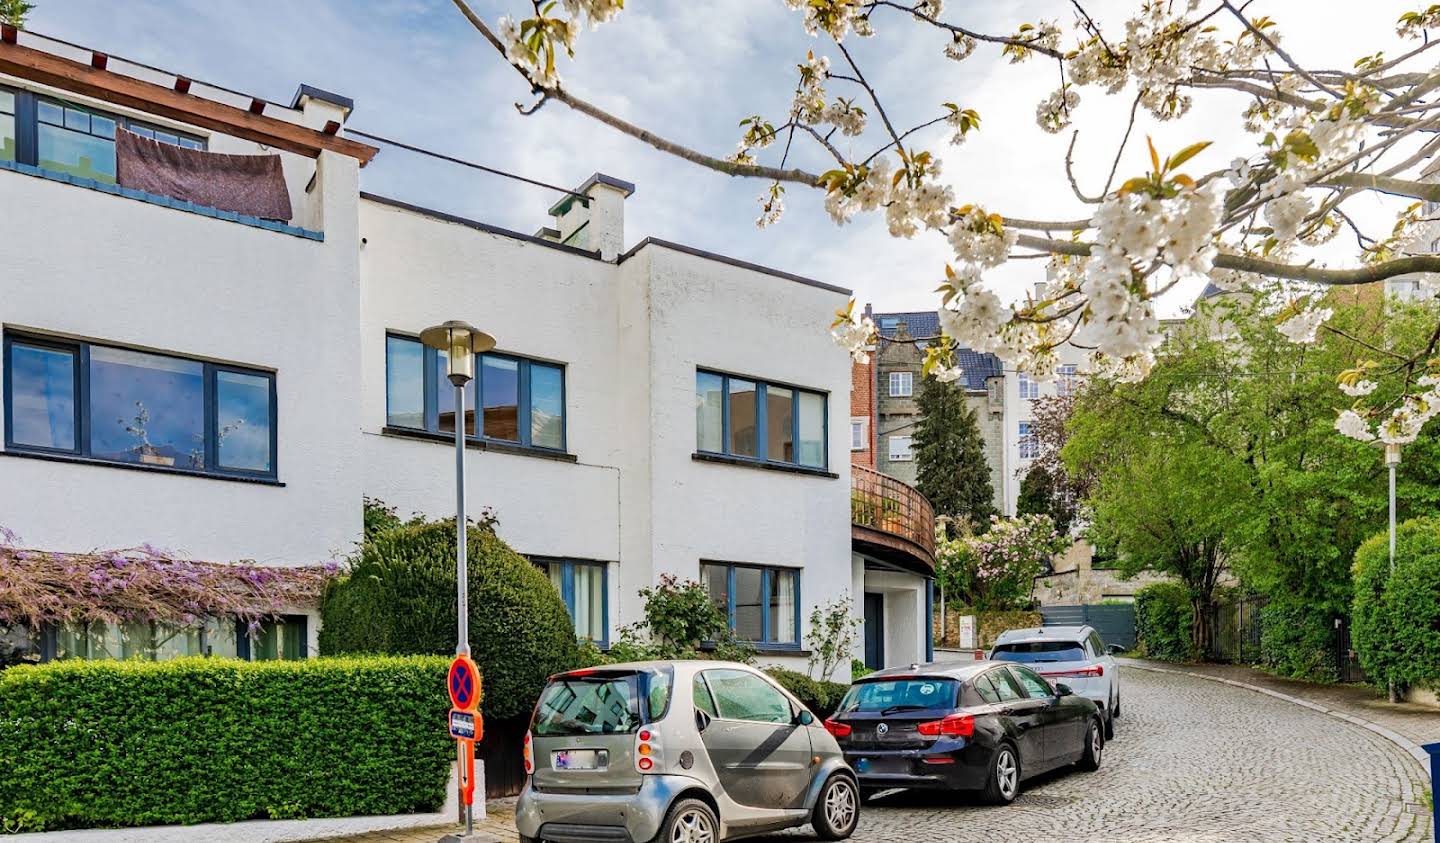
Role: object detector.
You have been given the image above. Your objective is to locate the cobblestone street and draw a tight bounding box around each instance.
[338,667,1433,843]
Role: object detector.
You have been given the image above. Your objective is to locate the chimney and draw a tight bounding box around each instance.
[547,172,635,260]
[1033,280,1051,301]
[289,84,354,133]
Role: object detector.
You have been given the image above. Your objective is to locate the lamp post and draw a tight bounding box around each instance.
[420,322,496,659]
[1383,441,1401,704]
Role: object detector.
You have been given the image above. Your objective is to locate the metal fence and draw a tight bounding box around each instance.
[1208,594,1266,664]
[1040,603,1137,650]
[851,464,936,560]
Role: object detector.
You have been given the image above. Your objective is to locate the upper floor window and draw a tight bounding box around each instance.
[888,371,913,397]
[888,434,913,462]
[534,558,608,645]
[1056,364,1079,397]
[1018,372,1040,400]
[1018,421,1037,460]
[695,369,827,469]
[987,378,1004,409]
[0,87,205,184]
[385,333,566,452]
[702,561,800,647]
[850,417,867,451]
[3,332,276,479]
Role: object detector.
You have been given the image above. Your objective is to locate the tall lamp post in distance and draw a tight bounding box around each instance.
[1384,441,1401,704]
[420,321,496,658]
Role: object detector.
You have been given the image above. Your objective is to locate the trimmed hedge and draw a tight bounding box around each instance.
[1353,517,1440,693]
[320,520,581,720]
[766,667,848,719]
[1259,598,1336,682]
[1134,583,1195,662]
[0,656,453,833]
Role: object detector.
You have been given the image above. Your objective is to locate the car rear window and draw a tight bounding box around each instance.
[532,668,673,736]
[836,677,959,714]
[991,641,1087,663]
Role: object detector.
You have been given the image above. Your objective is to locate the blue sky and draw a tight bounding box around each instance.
[27,1,1419,315]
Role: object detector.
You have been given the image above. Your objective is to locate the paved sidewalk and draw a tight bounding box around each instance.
[1123,658,1439,780]
[308,799,518,843]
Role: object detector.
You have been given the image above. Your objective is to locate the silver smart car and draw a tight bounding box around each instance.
[515,660,860,843]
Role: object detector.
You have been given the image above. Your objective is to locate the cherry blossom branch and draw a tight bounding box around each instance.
[863,0,1066,59]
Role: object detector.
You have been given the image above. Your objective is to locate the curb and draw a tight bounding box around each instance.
[1120,660,1433,784]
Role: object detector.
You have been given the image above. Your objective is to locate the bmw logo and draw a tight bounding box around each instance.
[876,723,889,736]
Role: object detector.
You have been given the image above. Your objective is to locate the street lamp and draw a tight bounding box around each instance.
[419,321,496,658]
[1383,441,1401,704]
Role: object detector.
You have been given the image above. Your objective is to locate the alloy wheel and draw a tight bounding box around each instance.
[670,808,715,843]
[1092,723,1103,761]
[824,777,858,831]
[997,749,1018,799]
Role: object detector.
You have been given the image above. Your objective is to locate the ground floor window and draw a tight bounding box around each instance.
[701,562,800,647]
[534,559,608,645]
[42,615,306,661]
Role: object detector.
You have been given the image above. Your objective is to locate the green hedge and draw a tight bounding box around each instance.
[1353,517,1440,693]
[1134,583,1195,662]
[765,667,849,719]
[320,520,580,720]
[1259,598,1337,682]
[0,656,453,833]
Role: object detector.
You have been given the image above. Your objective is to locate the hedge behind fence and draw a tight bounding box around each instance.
[1134,583,1195,662]
[0,656,454,833]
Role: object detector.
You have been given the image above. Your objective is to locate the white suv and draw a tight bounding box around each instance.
[988,625,1123,738]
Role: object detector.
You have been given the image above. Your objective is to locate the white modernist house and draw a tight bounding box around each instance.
[0,32,933,677]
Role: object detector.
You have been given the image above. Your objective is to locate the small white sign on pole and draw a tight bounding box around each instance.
[958,615,976,651]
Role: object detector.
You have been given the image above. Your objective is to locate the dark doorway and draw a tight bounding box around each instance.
[863,592,885,670]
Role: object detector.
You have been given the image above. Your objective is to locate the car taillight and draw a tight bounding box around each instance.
[973,649,985,660]
[1040,665,1104,678]
[823,719,852,739]
[635,726,660,773]
[522,731,534,775]
[916,714,974,738]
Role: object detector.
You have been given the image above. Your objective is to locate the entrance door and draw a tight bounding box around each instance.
[863,592,885,670]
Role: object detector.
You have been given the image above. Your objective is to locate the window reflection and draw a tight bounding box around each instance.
[88,347,205,469]
[531,363,564,450]
[435,350,476,435]
[216,370,272,472]
[766,385,793,464]
[0,89,14,162]
[482,356,519,441]
[8,342,76,451]
[733,566,764,641]
[385,336,424,429]
[696,371,724,453]
[38,101,118,183]
[728,379,757,457]
[797,391,825,468]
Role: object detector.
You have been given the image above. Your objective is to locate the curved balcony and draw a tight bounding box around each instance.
[851,464,936,576]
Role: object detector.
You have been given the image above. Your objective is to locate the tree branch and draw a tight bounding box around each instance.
[1222,1,1343,97]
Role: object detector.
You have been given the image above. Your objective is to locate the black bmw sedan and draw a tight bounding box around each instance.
[824,661,1104,804]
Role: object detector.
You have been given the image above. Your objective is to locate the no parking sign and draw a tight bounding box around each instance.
[448,655,481,712]
[447,655,483,810]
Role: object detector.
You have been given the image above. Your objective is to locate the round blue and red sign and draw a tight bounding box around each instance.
[448,655,480,712]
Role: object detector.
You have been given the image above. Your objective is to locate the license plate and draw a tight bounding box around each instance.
[552,749,607,771]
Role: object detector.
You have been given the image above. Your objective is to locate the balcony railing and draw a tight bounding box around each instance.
[851,464,936,573]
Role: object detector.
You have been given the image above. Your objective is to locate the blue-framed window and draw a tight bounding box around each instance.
[385,333,566,452]
[0,85,204,184]
[3,332,277,480]
[37,614,303,661]
[695,369,827,469]
[533,558,608,645]
[701,561,801,647]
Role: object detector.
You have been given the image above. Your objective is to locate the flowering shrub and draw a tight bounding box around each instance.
[936,515,1068,611]
[0,527,335,632]
[599,574,755,664]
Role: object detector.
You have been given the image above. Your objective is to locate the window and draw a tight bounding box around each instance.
[534,558,608,644]
[3,333,276,479]
[701,562,800,647]
[888,371,913,397]
[1056,364,1079,397]
[1018,372,1040,399]
[238,615,308,661]
[878,317,899,331]
[0,88,205,183]
[701,668,792,724]
[849,417,868,451]
[1008,665,1056,699]
[693,674,718,718]
[987,378,1003,409]
[982,668,1025,702]
[694,369,827,469]
[46,615,299,662]
[385,334,566,452]
[888,434,913,462]
[992,640,1087,664]
[1018,422,1037,460]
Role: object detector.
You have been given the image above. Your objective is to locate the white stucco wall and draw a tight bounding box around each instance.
[1001,343,1089,515]
[0,134,362,566]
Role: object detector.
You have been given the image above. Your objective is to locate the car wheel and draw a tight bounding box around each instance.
[812,774,861,840]
[1113,693,1121,718]
[655,797,717,843]
[1104,705,1116,740]
[1078,717,1103,771]
[981,744,1020,805]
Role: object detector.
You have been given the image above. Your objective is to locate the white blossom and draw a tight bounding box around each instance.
[938,286,1013,354]
[948,208,1017,268]
[1036,86,1080,133]
[944,34,976,61]
[1335,409,1375,442]
[755,192,784,229]
[1339,379,1378,397]
[821,100,866,136]
[915,0,943,18]
[1276,306,1332,344]
[933,364,965,383]
[1264,192,1312,242]
[831,312,877,363]
[561,0,623,27]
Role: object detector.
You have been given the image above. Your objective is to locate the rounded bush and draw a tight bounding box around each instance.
[1352,516,1440,692]
[319,521,581,719]
[765,667,848,719]
[1134,583,1195,662]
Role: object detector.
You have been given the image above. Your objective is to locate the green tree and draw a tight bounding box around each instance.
[1017,464,1074,534]
[914,372,995,532]
[0,0,33,27]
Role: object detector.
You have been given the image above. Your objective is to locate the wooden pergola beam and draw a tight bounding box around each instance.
[0,40,379,165]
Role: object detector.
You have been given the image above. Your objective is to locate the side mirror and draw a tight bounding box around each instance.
[695,709,711,733]
[1107,644,1126,655]
[796,710,815,726]
[1055,683,1074,697]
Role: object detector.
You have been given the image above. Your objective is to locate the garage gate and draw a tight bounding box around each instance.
[1040,603,1137,650]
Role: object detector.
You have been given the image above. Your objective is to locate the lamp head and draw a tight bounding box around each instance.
[1384,442,1402,466]
[419,321,496,386]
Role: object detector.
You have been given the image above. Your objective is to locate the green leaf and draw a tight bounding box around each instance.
[1165,141,1212,172]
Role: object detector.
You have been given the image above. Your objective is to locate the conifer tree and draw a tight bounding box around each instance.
[914,373,995,533]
